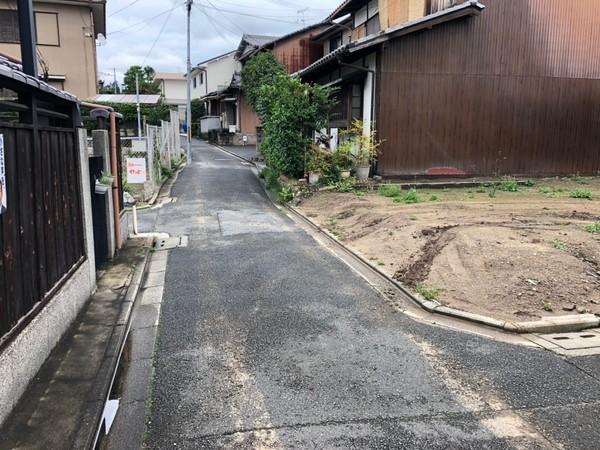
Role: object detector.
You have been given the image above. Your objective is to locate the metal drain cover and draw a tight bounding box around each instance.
[538,330,600,350]
[153,236,188,250]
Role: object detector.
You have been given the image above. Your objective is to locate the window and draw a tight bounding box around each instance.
[193,77,197,89]
[199,73,204,84]
[35,12,59,46]
[368,0,379,16]
[354,5,368,27]
[366,15,381,35]
[329,33,342,52]
[0,10,19,43]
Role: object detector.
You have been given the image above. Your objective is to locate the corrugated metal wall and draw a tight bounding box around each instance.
[377,0,600,177]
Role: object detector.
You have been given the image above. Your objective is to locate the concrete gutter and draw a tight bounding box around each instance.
[72,239,153,449]
[209,141,600,335]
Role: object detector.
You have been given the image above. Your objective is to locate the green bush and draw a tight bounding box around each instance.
[379,185,402,198]
[333,177,357,193]
[257,76,335,177]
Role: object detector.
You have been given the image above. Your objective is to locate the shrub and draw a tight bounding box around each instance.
[333,177,357,193]
[379,185,402,197]
[258,76,335,177]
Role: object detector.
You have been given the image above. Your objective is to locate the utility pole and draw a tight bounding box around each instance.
[297,8,308,27]
[113,68,117,94]
[185,0,193,163]
[136,73,142,139]
[17,0,37,77]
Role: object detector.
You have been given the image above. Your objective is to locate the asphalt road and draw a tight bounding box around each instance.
[143,140,600,449]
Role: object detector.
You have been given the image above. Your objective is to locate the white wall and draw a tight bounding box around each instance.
[161,78,187,104]
[194,52,240,97]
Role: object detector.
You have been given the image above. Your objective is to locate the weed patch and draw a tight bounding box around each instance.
[570,189,593,200]
[584,222,600,233]
[379,185,402,198]
[394,189,420,204]
[415,283,443,301]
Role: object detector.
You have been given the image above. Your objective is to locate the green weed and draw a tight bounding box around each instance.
[498,177,519,192]
[429,194,439,202]
[584,222,600,233]
[379,184,402,198]
[394,189,420,204]
[543,303,553,312]
[551,239,566,250]
[415,283,443,301]
[570,189,593,200]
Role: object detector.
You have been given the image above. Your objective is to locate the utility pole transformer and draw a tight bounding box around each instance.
[185,0,193,163]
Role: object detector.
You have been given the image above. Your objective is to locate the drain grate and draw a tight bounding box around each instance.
[538,330,600,350]
[153,236,188,251]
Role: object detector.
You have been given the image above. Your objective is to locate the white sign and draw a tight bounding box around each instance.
[228,125,236,133]
[0,134,6,215]
[131,140,146,153]
[126,158,147,184]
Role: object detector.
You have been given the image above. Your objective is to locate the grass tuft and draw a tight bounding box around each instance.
[415,283,443,301]
[393,189,420,204]
[584,222,600,233]
[379,184,402,198]
[569,189,593,200]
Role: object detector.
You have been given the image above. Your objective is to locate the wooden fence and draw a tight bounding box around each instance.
[0,122,84,340]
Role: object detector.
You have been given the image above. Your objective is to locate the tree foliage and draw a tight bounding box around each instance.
[191,98,205,123]
[122,65,160,94]
[240,52,286,114]
[258,75,335,177]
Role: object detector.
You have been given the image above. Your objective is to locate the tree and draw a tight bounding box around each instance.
[258,75,336,177]
[98,80,120,94]
[191,98,205,123]
[240,52,286,114]
[122,65,160,95]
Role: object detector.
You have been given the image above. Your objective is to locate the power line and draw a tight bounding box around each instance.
[201,0,245,34]
[142,2,177,65]
[195,1,321,24]
[109,0,143,17]
[108,3,181,35]
[195,4,238,44]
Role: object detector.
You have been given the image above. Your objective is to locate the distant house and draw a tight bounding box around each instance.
[195,51,240,132]
[0,0,106,99]
[234,26,328,144]
[299,0,600,177]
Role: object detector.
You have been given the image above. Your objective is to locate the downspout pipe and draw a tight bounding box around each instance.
[109,111,122,250]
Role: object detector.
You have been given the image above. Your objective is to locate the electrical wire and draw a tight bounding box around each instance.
[195,5,238,45]
[108,3,182,35]
[141,1,177,65]
[109,0,143,17]
[195,2,321,24]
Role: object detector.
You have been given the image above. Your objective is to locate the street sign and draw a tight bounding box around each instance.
[126,157,147,184]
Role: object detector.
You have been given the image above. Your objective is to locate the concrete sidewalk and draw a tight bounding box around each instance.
[0,239,149,450]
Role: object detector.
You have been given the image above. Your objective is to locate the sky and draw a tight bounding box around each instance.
[97,0,342,85]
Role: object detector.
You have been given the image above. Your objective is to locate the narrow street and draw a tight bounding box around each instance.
[141,140,600,449]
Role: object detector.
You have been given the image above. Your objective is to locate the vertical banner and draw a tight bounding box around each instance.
[126,157,147,184]
[0,134,6,215]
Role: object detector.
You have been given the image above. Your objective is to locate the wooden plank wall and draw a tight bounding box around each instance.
[0,123,84,339]
[377,0,600,177]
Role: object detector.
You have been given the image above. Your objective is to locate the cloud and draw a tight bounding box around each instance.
[97,0,340,83]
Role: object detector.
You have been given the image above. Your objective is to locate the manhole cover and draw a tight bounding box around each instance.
[538,330,600,350]
[153,236,188,251]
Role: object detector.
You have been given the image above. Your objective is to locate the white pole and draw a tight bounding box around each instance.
[136,73,142,140]
[185,0,193,163]
[133,204,139,235]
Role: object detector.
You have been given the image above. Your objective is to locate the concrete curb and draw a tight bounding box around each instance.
[72,238,153,450]
[211,141,600,335]
[285,204,600,335]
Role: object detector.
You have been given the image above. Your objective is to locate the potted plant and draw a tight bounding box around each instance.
[95,171,114,194]
[335,141,353,178]
[342,119,383,181]
[306,144,328,185]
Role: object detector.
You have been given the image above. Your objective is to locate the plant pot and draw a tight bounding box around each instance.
[340,170,351,178]
[95,182,109,194]
[355,165,370,181]
[308,172,321,185]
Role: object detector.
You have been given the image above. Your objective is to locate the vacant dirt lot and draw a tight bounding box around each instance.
[297,177,600,322]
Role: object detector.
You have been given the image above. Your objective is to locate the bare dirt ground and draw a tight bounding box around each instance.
[297,177,600,322]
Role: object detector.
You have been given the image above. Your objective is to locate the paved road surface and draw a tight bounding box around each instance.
[143,140,600,449]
